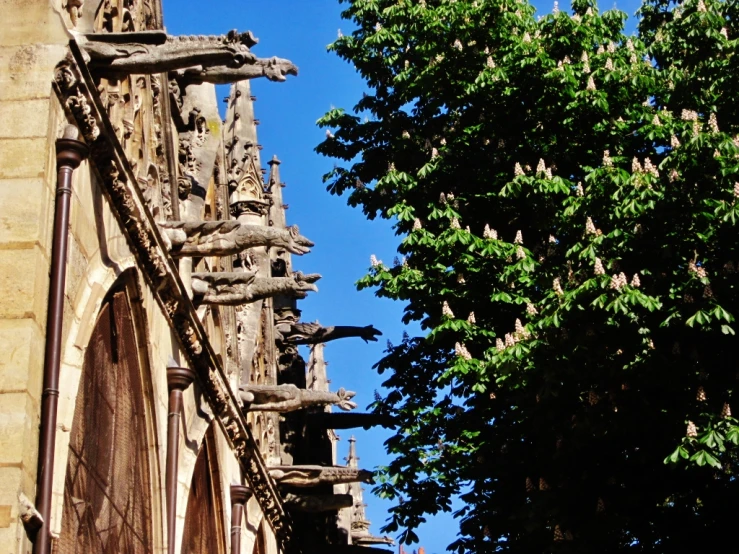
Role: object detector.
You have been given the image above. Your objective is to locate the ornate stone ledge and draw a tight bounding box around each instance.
[53,41,297,553]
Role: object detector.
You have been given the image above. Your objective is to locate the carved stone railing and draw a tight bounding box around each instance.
[54,42,298,553]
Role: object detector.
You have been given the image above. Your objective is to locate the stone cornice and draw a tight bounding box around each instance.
[53,41,297,553]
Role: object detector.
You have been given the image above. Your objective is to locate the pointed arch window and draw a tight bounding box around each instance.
[59,287,154,554]
[181,425,227,554]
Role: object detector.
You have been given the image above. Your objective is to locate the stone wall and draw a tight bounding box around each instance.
[0,2,70,550]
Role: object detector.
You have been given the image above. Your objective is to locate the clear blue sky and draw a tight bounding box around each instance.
[162,1,643,550]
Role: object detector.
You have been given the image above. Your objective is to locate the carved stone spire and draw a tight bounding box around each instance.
[307,343,329,392]
[346,438,394,547]
[224,81,267,220]
[267,155,287,229]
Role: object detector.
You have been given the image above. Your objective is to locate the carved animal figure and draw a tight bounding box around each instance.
[267,466,374,487]
[191,271,320,305]
[75,29,262,76]
[175,56,298,84]
[239,384,357,412]
[276,322,382,345]
[281,493,353,513]
[158,221,314,257]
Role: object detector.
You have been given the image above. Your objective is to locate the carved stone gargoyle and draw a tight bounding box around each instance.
[276,322,382,345]
[239,384,357,412]
[159,221,314,257]
[191,271,320,305]
[267,466,374,488]
[282,493,353,513]
[74,29,267,77]
[173,56,298,84]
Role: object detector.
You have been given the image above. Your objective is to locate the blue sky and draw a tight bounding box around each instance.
[162,0,643,550]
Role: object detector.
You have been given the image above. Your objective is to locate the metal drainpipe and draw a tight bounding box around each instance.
[33,126,88,554]
[229,484,253,554]
[166,367,196,554]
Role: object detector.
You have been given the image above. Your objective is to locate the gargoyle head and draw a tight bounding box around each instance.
[359,325,383,343]
[263,56,299,82]
[285,225,315,255]
[335,388,358,411]
[357,468,375,484]
[291,271,321,298]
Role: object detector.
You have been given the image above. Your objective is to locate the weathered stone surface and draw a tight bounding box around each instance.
[0,45,69,101]
[0,178,51,248]
[0,100,50,138]
[0,138,48,179]
[0,247,49,322]
[0,392,38,469]
[0,319,44,398]
[0,0,70,47]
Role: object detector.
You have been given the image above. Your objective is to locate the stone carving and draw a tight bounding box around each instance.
[74,29,259,76]
[56,52,294,550]
[174,56,298,84]
[282,493,353,513]
[159,221,314,257]
[54,61,99,142]
[276,322,382,345]
[267,466,374,487]
[18,492,43,536]
[64,0,85,26]
[191,271,320,305]
[239,384,357,412]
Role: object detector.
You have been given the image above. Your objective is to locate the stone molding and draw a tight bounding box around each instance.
[53,42,296,553]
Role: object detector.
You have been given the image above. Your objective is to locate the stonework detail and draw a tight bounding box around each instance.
[1,2,390,553]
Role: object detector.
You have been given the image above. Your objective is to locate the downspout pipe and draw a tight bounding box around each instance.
[33,126,88,554]
[229,484,253,554]
[166,366,196,554]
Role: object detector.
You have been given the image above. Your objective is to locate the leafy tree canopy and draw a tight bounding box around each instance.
[317,0,739,551]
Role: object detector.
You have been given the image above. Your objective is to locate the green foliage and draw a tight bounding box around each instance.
[318,0,739,551]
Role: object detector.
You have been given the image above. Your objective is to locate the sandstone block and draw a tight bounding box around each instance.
[0,392,38,468]
[0,178,51,249]
[0,138,47,180]
[0,319,44,399]
[0,247,49,324]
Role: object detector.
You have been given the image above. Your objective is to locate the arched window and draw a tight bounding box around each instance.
[252,521,268,554]
[181,425,227,554]
[59,286,154,553]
